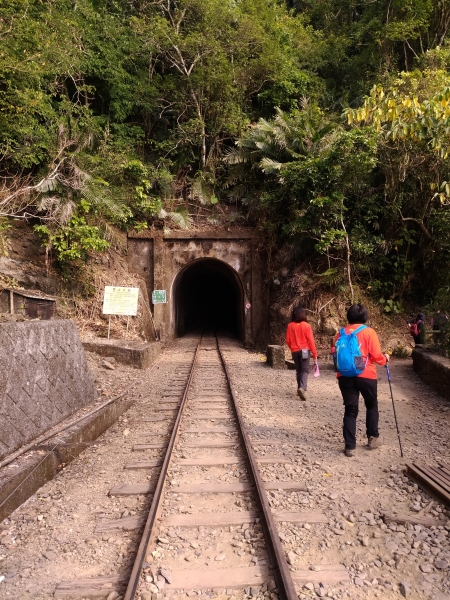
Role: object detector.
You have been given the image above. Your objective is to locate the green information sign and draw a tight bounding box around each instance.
[152,290,167,304]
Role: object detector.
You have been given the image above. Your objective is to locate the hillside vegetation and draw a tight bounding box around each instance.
[1,0,450,339]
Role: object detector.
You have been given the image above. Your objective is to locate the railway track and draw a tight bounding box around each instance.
[55,334,347,600]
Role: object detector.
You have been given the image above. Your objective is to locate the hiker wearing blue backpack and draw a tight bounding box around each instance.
[332,304,390,458]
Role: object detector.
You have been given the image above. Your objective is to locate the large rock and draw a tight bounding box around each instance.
[320,316,341,336]
[0,257,57,294]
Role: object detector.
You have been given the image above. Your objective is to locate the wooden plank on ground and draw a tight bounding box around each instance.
[133,443,167,450]
[140,417,172,423]
[167,566,271,589]
[425,465,450,493]
[382,512,446,527]
[274,511,327,524]
[109,483,154,496]
[165,511,258,528]
[291,565,349,585]
[407,463,450,506]
[95,515,144,532]
[124,459,162,469]
[439,466,450,482]
[54,576,127,599]
[155,407,179,412]
[160,398,181,404]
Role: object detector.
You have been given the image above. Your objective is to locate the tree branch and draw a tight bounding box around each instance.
[398,209,433,240]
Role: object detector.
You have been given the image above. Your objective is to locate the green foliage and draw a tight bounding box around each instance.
[0,218,12,257]
[34,216,109,275]
[379,298,403,314]
[346,72,450,157]
[2,0,450,310]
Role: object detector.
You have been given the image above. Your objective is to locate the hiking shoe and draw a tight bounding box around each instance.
[297,388,307,401]
[344,448,354,457]
[367,435,384,449]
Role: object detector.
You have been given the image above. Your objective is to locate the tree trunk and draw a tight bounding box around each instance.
[341,217,354,303]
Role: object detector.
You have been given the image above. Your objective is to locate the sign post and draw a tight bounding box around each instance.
[102,286,140,340]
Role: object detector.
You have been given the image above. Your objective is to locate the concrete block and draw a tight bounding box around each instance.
[266,345,286,370]
[412,347,450,401]
[0,320,97,461]
[83,338,161,369]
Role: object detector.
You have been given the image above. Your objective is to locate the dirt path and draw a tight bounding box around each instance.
[0,341,449,600]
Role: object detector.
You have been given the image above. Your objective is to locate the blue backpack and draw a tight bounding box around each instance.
[334,325,368,377]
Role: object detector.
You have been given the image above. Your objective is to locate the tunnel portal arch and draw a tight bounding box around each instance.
[172,258,245,339]
[127,230,269,349]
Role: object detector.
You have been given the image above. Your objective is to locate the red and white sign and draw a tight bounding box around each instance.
[245,302,251,310]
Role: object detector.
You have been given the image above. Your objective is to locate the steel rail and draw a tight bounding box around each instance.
[217,336,298,600]
[123,337,202,600]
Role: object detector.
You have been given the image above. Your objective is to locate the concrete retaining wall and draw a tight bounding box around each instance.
[0,320,97,460]
[82,339,161,369]
[412,347,450,401]
[0,391,134,522]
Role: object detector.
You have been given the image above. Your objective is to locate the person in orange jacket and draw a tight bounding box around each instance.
[332,304,390,457]
[286,306,318,401]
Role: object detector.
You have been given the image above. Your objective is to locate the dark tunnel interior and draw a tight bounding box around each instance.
[175,259,243,338]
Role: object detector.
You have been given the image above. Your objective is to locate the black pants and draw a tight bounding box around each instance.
[292,350,310,390]
[338,377,379,450]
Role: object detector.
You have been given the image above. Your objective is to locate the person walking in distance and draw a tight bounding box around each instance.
[408,312,426,345]
[332,304,389,457]
[286,306,318,401]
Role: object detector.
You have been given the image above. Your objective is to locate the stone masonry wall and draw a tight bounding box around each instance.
[0,320,97,460]
[412,347,450,401]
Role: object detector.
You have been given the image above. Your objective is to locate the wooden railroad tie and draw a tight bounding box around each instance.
[109,480,307,496]
[54,564,349,597]
[97,509,327,532]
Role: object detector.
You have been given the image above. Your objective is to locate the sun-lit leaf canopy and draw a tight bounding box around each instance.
[345,71,450,157]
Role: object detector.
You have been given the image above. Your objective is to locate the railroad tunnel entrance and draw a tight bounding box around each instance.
[174,258,244,339]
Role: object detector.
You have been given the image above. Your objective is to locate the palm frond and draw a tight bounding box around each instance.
[97,220,128,253]
[166,211,192,229]
[36,196,76,225]
[260,157,283,173]
[80,179,128,220]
